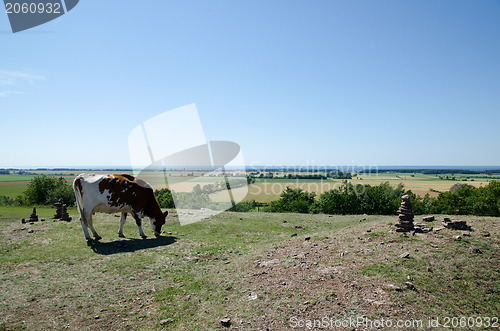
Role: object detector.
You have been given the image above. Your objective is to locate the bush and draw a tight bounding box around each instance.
[0,195,14,206]
[18,175,75,206]
[154,188,175,208]
[268,187,316,213]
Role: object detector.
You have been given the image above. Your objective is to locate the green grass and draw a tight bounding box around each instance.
[0,183,28,198]
[0,175,35,182]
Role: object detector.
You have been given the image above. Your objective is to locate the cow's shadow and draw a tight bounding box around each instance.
[88,236,178,255]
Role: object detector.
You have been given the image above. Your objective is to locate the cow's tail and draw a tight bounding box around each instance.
[73,175,84,217]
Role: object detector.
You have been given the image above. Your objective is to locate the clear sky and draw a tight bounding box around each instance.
[1,0,499,168]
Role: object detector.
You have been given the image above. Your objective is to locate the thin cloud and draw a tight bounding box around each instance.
[0,70,45,96]
[0,91,23,98]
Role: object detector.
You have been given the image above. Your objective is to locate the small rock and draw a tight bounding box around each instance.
[366,229,372,233]
[482,231,491,237]
[282,220,287,223]
[430,244,439,248]
[470,247,482,254]
[454,235,462,240]
[304,236,311,241]
[27,229,34,233]
[94,315,100,320]
[387,284,402,292]
[405,282,416,290]
[407,275,413,280]
[427,267,433,273]
[291,233,297,237]
[400,252,410,259]
[220,318,231,327]
[159,318,174,326]
[422,215,435,222]
[295,225,303,229]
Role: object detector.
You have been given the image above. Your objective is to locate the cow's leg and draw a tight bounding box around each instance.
[86,211,102,241]
[118,212,127,238]
[79,210,93,241]
[132,213,147,239]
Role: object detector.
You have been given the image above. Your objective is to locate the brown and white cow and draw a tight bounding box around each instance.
[73,173,168,241]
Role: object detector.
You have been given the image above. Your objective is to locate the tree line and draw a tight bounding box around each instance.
[1,175,76,207]
[3,175,499,218]
[260,181,500,216]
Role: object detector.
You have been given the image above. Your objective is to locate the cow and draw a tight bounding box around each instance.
[73,173,168,241]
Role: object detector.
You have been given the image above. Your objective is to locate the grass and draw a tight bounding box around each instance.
[0,184,29,199]
[0,207,498,330]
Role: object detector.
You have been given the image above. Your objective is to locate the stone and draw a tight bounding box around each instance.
[387,284,402,292]
[400,252,410,259]
[443,220,468,230]
[160,318,174,326]
[405,282,416,290]
[422,215,435,222]
[470,247,482,254]
[220,318,231,327]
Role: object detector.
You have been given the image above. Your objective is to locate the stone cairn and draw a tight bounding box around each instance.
[54,198,72,222]
[54,198,64,218]
[22,207,39,223]
[395,194,414,232]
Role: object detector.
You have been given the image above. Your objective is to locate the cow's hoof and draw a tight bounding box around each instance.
[94,236,102,241]
[141,235,147,239]
[118,234,125,238]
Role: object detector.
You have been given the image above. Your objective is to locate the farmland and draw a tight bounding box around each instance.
[1,170,498,202]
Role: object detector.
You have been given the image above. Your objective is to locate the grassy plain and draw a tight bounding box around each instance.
[0,208,498,330]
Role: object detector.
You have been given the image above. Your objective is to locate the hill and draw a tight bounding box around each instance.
[0,208,498,330]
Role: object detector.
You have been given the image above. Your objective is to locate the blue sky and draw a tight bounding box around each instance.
[1,0,499,168]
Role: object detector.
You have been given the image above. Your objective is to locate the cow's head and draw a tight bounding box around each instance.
[151,210,168,237]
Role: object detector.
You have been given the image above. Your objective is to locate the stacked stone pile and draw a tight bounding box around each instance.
[395,194,414,232]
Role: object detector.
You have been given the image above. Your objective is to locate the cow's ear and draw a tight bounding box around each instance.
[163,210,169,217]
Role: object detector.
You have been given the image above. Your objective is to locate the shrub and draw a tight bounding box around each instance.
[18,175,75,206]
[268,187,316,213]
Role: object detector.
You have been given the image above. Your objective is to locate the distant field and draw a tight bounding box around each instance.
[0,182,30,198]
[0,171,498,203]
[225,174,495,202]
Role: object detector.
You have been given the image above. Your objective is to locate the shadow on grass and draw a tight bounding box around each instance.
[88,236,178,255]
